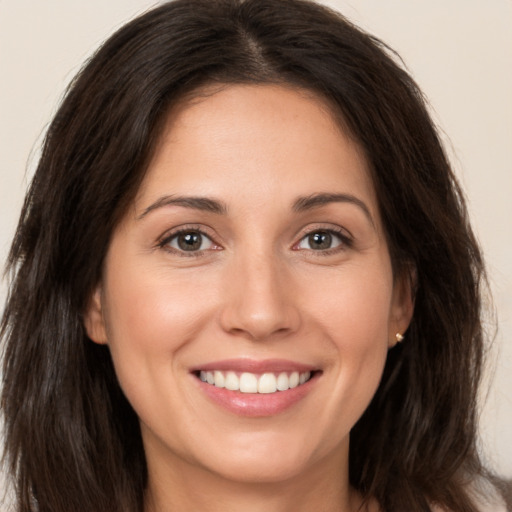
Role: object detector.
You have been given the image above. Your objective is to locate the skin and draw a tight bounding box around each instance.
[85,84,414,512]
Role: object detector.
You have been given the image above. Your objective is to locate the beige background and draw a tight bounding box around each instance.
[1,0,511,500]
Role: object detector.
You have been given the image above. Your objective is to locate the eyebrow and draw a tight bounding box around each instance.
[137,195,227,220]
[293,193,374,225]
[137,192,374,225]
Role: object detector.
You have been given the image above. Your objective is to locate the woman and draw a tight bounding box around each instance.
[1,0,509,510]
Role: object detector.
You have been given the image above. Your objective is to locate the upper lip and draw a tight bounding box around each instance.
[190,358,317,374]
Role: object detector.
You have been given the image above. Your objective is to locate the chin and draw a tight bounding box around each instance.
[189,429,342,485]
[204,452,315,485]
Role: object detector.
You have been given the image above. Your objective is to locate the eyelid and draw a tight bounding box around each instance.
[157,224,222,255]
[292,224,354,252]
[156,222,353,256]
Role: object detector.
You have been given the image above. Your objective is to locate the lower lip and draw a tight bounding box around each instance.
[195,373,319,417]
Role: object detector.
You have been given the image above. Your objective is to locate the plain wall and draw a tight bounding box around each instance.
[1,0,511,501]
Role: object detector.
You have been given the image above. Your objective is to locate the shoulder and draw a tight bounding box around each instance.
[430,478,510,512]
[472,500,508,512]
[430,501,507,512]
[469,478,509,512]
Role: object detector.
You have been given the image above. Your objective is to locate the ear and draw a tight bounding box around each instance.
[83,285,108,345]
[388,266,416,348]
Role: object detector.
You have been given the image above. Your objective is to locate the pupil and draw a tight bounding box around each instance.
[309,231,331,250]
[178,232,201,251]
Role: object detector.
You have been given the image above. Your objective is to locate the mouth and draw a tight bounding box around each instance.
[195,370,313,394]
[190,359,321,417]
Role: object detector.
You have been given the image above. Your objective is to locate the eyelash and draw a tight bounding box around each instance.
[157,225,219,257]
[293,226,353,256]
[157,225,353,257]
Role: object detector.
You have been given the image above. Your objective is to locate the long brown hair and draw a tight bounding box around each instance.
[1,1,507,510]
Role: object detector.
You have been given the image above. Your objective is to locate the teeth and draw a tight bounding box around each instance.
[214,370,225,388]
[198,370,311,394]
[276,372,289,391]
[289,371,299,388]
[258,373,277,394]
[224,371,239,391]
[240,372,258,393]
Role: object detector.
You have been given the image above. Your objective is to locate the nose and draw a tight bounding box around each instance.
[219,250,301,341]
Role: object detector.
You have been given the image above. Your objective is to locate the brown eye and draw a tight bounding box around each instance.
[297,230,347,251]
[308,231,333,250]
[178,232,202,251]
[166,231,214,252]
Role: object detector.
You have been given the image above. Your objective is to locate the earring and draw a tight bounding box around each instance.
[395,332,404,343]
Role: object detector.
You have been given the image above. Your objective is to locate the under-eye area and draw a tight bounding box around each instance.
[194,370,320,394]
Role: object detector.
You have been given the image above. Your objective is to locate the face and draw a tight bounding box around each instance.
[85,84,413,489]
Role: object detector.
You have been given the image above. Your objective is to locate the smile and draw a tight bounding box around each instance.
[198,370,312,394]
[191,359,320,416]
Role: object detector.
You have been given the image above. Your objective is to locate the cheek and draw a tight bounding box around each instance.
[303,262,392,422]
[306,259,393,347]
[105,263,211,343]
[101,263,216,397]
[99,265,222,449]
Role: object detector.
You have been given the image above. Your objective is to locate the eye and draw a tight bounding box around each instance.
[296,230,347,251]
[163,230,216,253]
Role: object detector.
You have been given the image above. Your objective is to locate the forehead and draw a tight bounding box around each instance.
[135,84,376,215]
